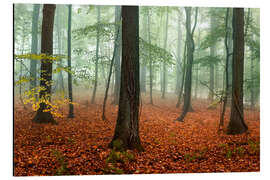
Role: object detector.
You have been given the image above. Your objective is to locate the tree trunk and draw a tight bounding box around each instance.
[109,6,143,151]
[67,4,74,118]
[176,40,186,108]
[29,4,40,93]
[91,6,101,104]
[227,8,248,134]
[162,7,169,99]
[219,8,230,130]
[175,10,182,94]
[56,6,65,92]
[176,7,198,122]
[147,7,153,104]
[209,13,216,101]
[32,4,57,124]
[112,6,121,105]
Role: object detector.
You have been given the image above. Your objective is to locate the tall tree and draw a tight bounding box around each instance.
[219,8,230,131]
[161,7,169,99]
[67,4,74,118]
[91,6,101,104]
[209,11,216,101]
[147,7,153,104]
[112,5,121,105]
[175,9,182,94]
[227,8,248,134]
[55,5,65,92]
[176,7,198,122]
[109,6,143,151]
[32,4,57,124]
[29,4,40,92]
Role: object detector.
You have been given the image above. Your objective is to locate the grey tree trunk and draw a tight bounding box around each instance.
[175,10,182,94]
[29,4,40,92]
[112,6,121,105]
[91,6,101,104]
[219,8,230,130]
[147,7,153,104]
[56,5,65,92]
[176,7,198,121]
[227,8,248,134]
[162,7,169,99]
[109,6,143,151]
[67,4,74,118]
[209,12,216,101]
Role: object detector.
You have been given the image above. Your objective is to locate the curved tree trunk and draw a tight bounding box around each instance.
[176,7,198,122]
[32,4,57,124]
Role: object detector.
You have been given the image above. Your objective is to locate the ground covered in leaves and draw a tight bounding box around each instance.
[14,96,260,176]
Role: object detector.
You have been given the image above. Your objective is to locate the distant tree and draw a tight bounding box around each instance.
[32,4,57,124]
[67,4,74,118]
[147,7,153,104]
[29,4,40,92]
[176,7,198,122]
[161,7,169,99]
[112,5,121,105]
[227,8,248,134]
[109,6,143,151]
[91,6,101,104]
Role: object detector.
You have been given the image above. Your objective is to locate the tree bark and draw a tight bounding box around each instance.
[227,8,248,134]
[91,6,101,104]
[30,4,40,92]
[109,6,143,151]
[147,7,153,104]
[112,6,121,105]
[176,7,198,121]
[161,7,169,99]
[67,4,74,118]
[32,4,57,124]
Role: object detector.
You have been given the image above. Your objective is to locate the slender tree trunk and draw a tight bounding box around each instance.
[219,8,230,130]
[91,6,100,104]
[67,4,74,118]
[30,4,40,93]
[176,40,186,108]
[102,16,121,120]
[162,7,169,99]
[227,8,248,134]
[175,10,182,94]
[32,4,57,124]
[109,6,143,151]
[209,12,216,101]
[56,6,65,92]
[112,6,121,105]
[176,7,198,121]
[147,7,153,104]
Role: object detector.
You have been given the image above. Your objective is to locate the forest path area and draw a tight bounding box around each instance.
[14,98,260,176]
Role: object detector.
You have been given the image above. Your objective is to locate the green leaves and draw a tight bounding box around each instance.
[194,55,221,67]
[139,37,174,65]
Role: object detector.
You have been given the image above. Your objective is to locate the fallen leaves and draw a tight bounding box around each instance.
[14,97,260,176]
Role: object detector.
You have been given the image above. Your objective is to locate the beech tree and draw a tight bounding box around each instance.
[32,4,57,124]
[227,8,248,134]
[109,6,143,151]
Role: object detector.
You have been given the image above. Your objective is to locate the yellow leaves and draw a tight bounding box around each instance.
[53,66,73,74]
[14,53,66,61]
[15,76,31,86]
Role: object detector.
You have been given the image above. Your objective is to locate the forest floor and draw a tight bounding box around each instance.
[14,95,260,176]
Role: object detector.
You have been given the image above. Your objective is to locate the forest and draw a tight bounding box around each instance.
[13,4,260,176]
